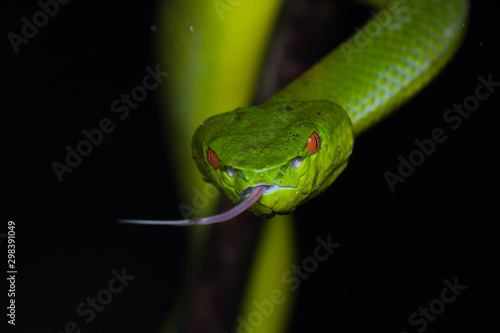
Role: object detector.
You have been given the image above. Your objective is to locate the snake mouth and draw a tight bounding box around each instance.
[238,184,297,203]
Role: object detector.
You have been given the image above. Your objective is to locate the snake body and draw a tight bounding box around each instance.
[123,0,469,225]
[123,0,469,331]
[190,0,469,219]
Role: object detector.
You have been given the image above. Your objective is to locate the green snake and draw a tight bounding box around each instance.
[122,0,468,226]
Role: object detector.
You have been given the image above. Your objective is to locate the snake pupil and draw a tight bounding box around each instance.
[206,148,220,169]
[307,131,321,155]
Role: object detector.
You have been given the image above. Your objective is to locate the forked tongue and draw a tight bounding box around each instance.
[119,185,268,226]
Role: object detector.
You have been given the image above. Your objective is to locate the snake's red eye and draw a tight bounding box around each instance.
[206,148,220,169]
[307,131,321,155]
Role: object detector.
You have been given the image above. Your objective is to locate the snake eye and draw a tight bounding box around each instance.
[307,131,321,155]
[225,166,235,178]
[206,148,220,169]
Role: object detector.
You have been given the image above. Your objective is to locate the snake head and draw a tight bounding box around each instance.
[192,100,354,218]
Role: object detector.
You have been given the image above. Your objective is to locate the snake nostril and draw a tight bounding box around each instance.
[291,156,303,169]
[225,166,235,178]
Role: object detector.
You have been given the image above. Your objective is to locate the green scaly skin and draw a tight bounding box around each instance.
[193,101,354,217]
[192,0,469,218]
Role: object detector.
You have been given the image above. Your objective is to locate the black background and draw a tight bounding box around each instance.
[2,0,499,332]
